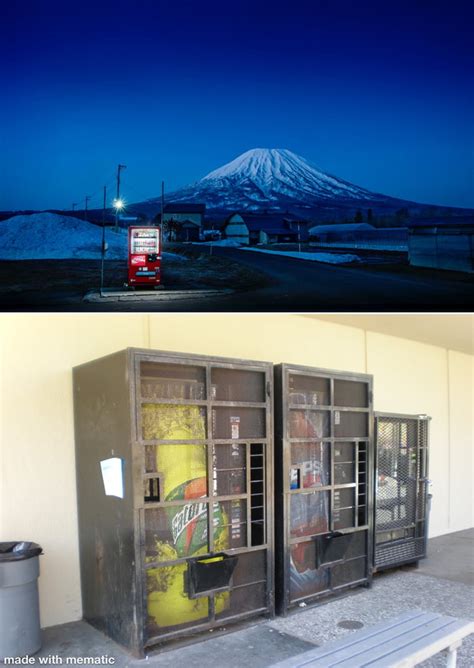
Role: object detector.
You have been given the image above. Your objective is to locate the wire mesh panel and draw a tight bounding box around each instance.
[275,364,374,614]
[374,413,430,571]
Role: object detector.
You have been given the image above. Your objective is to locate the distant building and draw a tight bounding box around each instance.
[223,213,249,245]
[243,214,308,245]
[176,219,202,242]
[202,228,222,241]
[408,218,474,273]
[308,223,409,249]
[162,203,205,241]
[308,223,375,243]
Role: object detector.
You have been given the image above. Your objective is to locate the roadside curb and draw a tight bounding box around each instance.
[83,288,233,303]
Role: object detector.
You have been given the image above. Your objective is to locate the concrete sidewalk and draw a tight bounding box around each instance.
[36,529,474,668]
[83,288,232,303]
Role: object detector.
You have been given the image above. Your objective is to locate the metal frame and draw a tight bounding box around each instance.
[274,363,374,615]
[74,347,274,656]
[373,411,431,572]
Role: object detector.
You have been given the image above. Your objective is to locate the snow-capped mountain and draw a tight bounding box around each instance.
[145,148,395,213]
[132,147,473,220]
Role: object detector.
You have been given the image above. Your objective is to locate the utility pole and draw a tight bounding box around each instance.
[210,221,214,256]
[161,180,164,226]
[298,222,301,253]
[100,186,107,296]
[114,164,127,232]
[84,195,91,221]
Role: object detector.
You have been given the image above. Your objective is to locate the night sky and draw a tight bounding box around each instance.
[2,0,473,211]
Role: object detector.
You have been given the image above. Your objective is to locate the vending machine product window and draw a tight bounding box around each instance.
[128,226,161,287]
[274,364,374,615]
[73,349,274,656]
[374,413,431,571]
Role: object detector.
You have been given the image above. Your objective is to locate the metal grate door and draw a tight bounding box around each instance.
[374,413,430,570]
[135,353,274,647]
[275,365,374,614]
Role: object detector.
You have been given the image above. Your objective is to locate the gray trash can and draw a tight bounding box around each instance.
[0,542,43,659]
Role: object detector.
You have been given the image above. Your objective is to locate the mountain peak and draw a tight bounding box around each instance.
[155,148,389,213]
[201,148,314,184]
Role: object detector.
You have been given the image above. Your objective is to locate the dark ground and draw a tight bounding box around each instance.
[0,249,270,311]
[0,246,472,311]
[36,529,474,667]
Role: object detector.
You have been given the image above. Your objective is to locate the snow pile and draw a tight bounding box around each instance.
[198,239,242,248]
[241,247,361,264]
[0,213,186,261]
[0,212,128,259]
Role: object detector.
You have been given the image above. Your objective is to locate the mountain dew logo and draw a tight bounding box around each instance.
[167,477,227,557]
[171,501,207,546]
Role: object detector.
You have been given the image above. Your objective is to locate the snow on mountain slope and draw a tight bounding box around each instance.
[156,148,390,211]
[0,212,127,259]
[201,148,372,198]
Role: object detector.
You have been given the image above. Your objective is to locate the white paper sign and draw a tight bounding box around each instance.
[100,457,124,498]
[231,416,240,439]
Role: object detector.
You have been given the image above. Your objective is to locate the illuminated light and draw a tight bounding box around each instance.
[114,198,125,210]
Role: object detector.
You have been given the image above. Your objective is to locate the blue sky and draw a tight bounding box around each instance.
[2,0,473,210]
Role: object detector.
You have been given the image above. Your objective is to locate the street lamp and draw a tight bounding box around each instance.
[114,198,125,232]
[114,163,127,232]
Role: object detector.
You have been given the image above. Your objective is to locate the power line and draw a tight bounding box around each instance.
[69,171,117,214]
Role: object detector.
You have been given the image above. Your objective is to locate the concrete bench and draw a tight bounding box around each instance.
[272,610,474,667]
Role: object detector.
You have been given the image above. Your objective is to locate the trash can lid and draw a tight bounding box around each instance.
[0,542,43,562]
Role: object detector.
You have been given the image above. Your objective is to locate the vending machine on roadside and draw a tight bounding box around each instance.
[127,226,161,287]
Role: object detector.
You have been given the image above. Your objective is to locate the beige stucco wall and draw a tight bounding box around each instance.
[0,314,472,629]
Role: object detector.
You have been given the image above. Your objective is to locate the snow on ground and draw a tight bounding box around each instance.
[0,212,185,261]
[241,247,361,264]
[197,239,243,247]
[0,212,127,259]
[162,251,188,261]
[313,241,408,251]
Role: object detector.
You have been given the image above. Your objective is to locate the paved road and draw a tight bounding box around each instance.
[195,248,474,312]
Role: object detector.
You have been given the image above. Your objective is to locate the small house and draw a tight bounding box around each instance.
[162,203,205,241]
[174,219,201,242]
[241,213,309,245]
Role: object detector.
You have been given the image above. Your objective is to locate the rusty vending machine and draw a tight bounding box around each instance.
[127,226,161,287]
[274,364,374,614]
[73,348,274,656]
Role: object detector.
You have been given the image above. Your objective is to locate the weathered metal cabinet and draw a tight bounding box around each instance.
[274,364,374,614]
[373,412,431,571]
[73,348,274,656]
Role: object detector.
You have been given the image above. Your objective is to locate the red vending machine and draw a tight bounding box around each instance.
[127,226,162,287]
